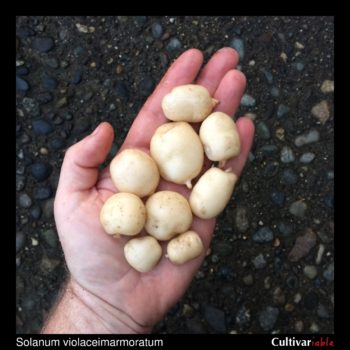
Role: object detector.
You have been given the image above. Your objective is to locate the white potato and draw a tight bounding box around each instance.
[100,193,146,236]
[162,84,218,122]
[166,230,204,265]
[189,167,238,219]
[145,191,193,241]
[150,122,204,188]
[110,149,160,198]
[124,236,162,273]
[199,111,241,161]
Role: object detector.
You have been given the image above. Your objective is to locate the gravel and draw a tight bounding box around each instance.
[288,228,317,262]
[289,200,308,218]
[18,193,32,208]
[252,227,274,243]
[294,130,320,147]
[240,94,256,107]
[259,306,279,331]
[32,37,55,52]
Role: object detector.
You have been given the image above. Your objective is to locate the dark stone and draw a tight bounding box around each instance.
[16,66,29,76]
[73,118,91,134]
[271,191,285,207]
[214,242,233,257]
[259,307,279,331]
[30,206,42,220]
[32,37,55,52]
[50,137,66,150]
[16,76,29,92]
[286,275,299,289]
[41,77,58,91]
[263,161,279,178]
[16,175,26,191]
[71,69,83,84]
[33,186,53,200]
[288,228,316,262]
[17,26,36,38]
[115,81,129,100]
[139,76,155,96]
[277,104,290,118]
[235,305,251,326]
[32,119,54,136]
[252,254,267,269]
[252,227,274,243]
[281,169,298,185]
[204,306,226,333]
[218,266,235,281]
[151,22,163,39]
[277,222,294,237]
[166,38,182,52]
[18,193,32,208]
[37,92,53,105]
[258,144,279,157]
[303,291,319,310]
[30,162,52,182]
[16,232,26,253]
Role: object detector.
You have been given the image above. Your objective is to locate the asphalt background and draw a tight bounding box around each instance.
[16,16,334,334]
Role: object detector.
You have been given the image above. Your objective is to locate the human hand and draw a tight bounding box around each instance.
[52,48,255,333]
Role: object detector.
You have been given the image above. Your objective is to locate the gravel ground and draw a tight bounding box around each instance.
[16,16,334,334]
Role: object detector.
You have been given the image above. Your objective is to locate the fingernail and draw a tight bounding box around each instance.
[92,124,101,136]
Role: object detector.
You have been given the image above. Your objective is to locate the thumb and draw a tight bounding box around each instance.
[57,122,114,192]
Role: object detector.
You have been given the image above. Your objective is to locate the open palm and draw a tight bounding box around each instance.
[54,48,255,333]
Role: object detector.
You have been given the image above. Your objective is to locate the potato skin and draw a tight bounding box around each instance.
[162,84,218,122]
[110,149,160,198]
[199,112,241,161]
[145,191,193,241]
[100,193,146,236]
[189,168,238,219]
[167,231,204,265]
[150,122,204,187]
[124,236,162,273]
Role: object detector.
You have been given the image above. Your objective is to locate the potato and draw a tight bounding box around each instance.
[110,149,160,198]
[189,167,238,219]
[124,236,162,273]
[166,230,204,265]
[150,122,204,188]
[145,191,193,241]
[199,111,241,162]
[162,84,218,122]
[100,193,146,236]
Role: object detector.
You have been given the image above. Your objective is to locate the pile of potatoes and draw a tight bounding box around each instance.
[100,84,240,273]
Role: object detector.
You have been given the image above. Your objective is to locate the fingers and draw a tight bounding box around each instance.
[213,69,246,116]
[196,47,239,94]
[226,117,255,177]
[57,122,115,192]
[123,49,204,148]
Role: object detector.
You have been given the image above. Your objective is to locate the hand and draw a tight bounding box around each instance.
[51,48,255,333]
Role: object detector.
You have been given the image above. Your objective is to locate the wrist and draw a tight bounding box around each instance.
[43,277,152,334]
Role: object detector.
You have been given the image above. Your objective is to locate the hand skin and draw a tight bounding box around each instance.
[42,48,255,334]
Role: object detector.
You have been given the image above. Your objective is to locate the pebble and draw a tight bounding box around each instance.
[261,68,273,84]
[303,265,318,279]
[280,146,295,163]
[281,169,298,185]
[240,94,256,107]
[17,26,36,38]
[270,87,280,97]
[288,228,317,262]
[71,69,82,84]
[32,119,54,136]
[317,304,330,319]
[44,57,59,69]
[271,191,285,207]
[323,262,334,282]
[42,229,58,248]
[315,244,325,265]
[16,66,29,76]
[263,161,279,178]
[19,193,32,208]
[139,76,155,96]
[273,287,286,305]
[230,38,244,60]
[43,199,54,220]
[166,38,182,52]
[310,323,320,333]
[40,147,49,155]
[218,266,235,281]
[16,232,26,253]
[235,305,251,326]
[242,274,254,286]
[234,207,249,233]
[289,200,307,218]
[321,80,334,93]
[252,227,274,243]
[151,22,163,39]
[311,100,330,124]
[22,97,40,116]
[40,254,60,274]
[295,320,304,332]
[294,130,320,147]
[16,175,26,191]
[292,62,305,71]
[76,23,89,33]
[37,92,53,105]
[294,41,305,50]
[252,253,267,269]
[259,145,278,157]
[33,186,53,200]
[30,162,52,182]
[277,222,294,236]
[256,121,271,140]
[294,293,302,303]
[30,206,42,220]
[55,96,68,108]
[286,275,299,289]
[115,81,129,99]
[16,76,29,92]
[31,237,39,246]
[204,306,226,333]
[299,152,315,164]
[186,318,205,334]
[304,291,319,310]
[277,104,290,118]
[41,77,58,91]
[50,137,66,150]
[258,306,279,331]
[32,37,55,52]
